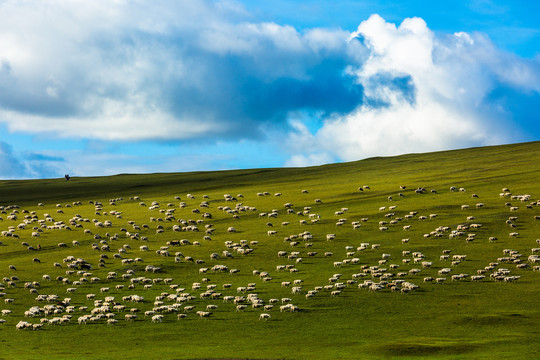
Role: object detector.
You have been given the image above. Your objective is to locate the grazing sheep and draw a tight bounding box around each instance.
[196,311,211,319]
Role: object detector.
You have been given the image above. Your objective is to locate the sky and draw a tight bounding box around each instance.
[0,0,539,179]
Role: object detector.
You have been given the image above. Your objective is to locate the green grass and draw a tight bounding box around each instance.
[0,141,539,359]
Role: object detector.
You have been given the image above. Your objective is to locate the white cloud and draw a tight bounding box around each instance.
[285,14,535,164]
[285,153,335,168]
[0,102,225,141]
[0,0,356,142]
[0,4,538,178]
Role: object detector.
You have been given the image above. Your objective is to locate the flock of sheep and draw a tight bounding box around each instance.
[0,183,539,330]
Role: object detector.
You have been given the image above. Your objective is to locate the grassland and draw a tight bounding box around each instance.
[0,141,539,359]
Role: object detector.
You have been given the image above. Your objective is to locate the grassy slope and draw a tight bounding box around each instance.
[0,141,539,360]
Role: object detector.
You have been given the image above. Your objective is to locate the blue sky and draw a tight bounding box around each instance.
[0,0,538,179]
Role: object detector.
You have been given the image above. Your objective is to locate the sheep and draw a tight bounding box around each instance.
[234,304,247,312]
[16,321,32,330]
[196,311,212,319]
[259,313,271,321]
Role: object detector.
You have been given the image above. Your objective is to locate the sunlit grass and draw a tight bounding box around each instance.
[0,141,539,359]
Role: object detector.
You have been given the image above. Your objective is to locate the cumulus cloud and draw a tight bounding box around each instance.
[285,14,540,165]
[0,0,362,141]
[0,3,538,177]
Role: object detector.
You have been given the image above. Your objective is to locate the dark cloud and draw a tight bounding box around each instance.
[0,1,366,141]
[164,52,363,138]
[0,2,538,179]
[2,1,534,145]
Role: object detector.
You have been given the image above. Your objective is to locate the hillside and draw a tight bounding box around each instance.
[1,141,538,205]
[0,141,539,359]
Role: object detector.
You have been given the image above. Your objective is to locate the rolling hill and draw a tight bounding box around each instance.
[0,141,539,359]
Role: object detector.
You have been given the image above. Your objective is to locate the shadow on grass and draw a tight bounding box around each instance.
[371,342,478,357]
